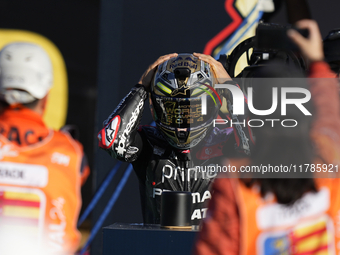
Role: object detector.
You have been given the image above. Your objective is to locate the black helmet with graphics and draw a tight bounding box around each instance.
[149,53,222,149]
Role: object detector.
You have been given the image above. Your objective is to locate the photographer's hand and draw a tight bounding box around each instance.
[287,19,324,62]
[138,53,178,91]
[193,53,232,83]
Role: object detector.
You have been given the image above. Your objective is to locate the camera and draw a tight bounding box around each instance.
[218,22,309,79]
[256,22,309,51]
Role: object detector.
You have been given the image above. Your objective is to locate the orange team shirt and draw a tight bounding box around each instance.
[195,177,340,255]
[0,105,90,185]
[193,62,340,255]
[0,105,88,254]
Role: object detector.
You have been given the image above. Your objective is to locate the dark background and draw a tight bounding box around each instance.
[0,0,338,254]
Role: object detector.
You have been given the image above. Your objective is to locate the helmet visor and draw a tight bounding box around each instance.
[151,92,220,130]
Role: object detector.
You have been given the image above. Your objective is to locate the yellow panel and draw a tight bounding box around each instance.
[293,219,330,254]
[235,0,258,17]
[234,45,254,77]
[295,232,328,253]
[3,205,40,218]
[294,220,327,237]
[227,4,260,77]
[4,191,40,202]
[0,29,68,130]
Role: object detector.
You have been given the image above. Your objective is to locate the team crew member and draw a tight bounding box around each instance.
[193,20,340,255]
[0,42,89,254]
[98,53,253,225]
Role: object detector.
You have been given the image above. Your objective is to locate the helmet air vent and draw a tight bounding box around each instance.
[174,68,191,87]
[162,73,170,83]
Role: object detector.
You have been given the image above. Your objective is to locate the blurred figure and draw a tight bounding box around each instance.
[0,42,89,254]
[194,20,340,255]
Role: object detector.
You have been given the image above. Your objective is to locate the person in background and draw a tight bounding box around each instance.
[0,42,89,254]
[193,20,340,255]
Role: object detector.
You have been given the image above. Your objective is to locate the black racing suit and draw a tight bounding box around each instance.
[98,84,252,225]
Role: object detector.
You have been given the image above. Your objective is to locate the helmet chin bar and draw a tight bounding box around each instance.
[176,128,189,143]
[159,124,209,150]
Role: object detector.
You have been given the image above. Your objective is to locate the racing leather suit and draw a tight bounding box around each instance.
[98,84,252,225]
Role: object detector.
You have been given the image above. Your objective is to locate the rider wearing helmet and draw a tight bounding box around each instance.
[150,54,221,149]
[98,53,251,225]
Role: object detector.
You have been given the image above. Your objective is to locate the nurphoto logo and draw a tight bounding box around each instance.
[201,83,312,128]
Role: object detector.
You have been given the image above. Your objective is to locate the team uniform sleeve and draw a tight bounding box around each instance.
[309,62,340,253]
[97,84,148,162]
[308,62,340,165]
[193,178,240,255]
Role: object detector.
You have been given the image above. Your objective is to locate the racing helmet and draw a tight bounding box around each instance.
[149,53,222,149]
[0,42,53,104]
